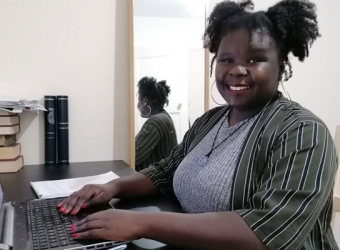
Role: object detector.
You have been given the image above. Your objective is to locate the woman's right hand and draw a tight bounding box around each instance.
[56,183,116,215]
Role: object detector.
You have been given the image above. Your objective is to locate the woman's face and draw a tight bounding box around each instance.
[137,95,143,111]
[215,29,280,111]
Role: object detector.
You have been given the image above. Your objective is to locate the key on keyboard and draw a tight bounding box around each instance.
[28,199,76,250]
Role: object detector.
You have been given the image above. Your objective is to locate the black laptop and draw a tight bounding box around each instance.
[0,181,127,250]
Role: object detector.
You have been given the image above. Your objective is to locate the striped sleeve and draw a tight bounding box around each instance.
[135,123,160,166]
[235,121,338,250]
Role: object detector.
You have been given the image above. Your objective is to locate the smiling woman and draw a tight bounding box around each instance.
[58,1,338,249]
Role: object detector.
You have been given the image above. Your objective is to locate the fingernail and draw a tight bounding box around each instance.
[63,209,68,214]
[71,210,76,215]
[72,233,78,238]
[82,204,88,208]
[59,207,64,212]
[56,203,62,207]
[70,227,74,231]
[70,224,74,227]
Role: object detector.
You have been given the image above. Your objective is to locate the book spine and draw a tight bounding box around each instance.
[57,96,69,165]
[44,96,57,166]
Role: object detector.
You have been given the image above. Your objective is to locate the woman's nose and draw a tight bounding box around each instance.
[229,65,248,77]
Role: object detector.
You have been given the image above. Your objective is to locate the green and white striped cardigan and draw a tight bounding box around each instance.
[141,93,339,250]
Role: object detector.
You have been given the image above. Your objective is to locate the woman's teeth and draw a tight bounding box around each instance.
[229,86,250,91]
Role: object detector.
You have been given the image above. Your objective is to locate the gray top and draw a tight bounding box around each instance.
[173,111,259,213]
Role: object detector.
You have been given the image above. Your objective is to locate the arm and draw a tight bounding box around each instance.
[58,172,157,214]
[111,172,156,199]
[73,210,265,250]
[139,211,266,250]
[233,121,338,249]
[135,122,160,166]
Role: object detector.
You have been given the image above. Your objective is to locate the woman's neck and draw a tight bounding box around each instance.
[228,106,262,126]
[148,105,163,116]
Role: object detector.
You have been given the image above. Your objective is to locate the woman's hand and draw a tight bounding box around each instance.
[71,209,143,241]
[56,183,116,215]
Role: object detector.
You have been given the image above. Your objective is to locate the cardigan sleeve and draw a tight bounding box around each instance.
[234,121,338,250]
[135,122,160,166]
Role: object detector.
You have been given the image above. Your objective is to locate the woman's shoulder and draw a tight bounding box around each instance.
[275,96,329,136]
[146,111,174,127]
[278,97,326,125]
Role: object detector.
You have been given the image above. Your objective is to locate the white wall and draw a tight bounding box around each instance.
[0,0,130,165]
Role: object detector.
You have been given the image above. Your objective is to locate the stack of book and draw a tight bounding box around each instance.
[0,110,23,172]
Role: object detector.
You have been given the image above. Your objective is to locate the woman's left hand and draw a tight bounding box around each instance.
[71,209,143,241]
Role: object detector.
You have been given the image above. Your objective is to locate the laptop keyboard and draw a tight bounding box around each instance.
[28,199,77,250]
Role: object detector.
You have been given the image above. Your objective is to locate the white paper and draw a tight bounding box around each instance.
[30,171,119,199]
[0,98,47,113]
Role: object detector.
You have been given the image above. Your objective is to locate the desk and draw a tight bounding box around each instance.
[0,161,182,250]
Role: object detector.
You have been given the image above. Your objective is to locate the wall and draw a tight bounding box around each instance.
[0,0,130,165]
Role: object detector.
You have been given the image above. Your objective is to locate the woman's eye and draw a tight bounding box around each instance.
[249,58,260,64]
[221,58,233,63]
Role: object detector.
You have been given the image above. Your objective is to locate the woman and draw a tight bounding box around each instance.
[135,76,178,171]
[57,0,338,249]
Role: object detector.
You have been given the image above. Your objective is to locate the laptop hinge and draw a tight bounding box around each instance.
[1,203,14,249]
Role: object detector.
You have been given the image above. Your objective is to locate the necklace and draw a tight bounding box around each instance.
[197,111,253,166]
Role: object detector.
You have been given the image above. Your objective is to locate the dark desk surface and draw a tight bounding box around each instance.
[0,161,181,250]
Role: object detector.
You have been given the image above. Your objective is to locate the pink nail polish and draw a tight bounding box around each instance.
[82,204,88,209]
[59,207,64,212]
[72,233,78,237]
[71,210,76,215]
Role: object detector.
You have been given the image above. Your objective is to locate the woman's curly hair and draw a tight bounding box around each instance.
[203,0,320,81]
[138,76,171,107]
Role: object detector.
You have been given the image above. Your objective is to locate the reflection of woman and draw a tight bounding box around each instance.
[59,0,338,249]
[135,76,178,171]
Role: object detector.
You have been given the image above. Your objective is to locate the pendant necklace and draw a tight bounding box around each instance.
[198,112,251,166]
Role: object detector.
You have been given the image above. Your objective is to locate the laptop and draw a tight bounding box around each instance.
[0,181,127,250]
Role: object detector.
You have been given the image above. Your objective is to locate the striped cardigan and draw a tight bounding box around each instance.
[140,93,339,250]
[135,110,178,171]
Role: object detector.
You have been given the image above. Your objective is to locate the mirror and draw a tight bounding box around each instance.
[129,0,208,168]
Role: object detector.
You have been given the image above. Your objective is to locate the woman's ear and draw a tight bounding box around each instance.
[143,97,149,105]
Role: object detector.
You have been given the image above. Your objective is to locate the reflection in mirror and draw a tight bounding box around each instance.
[133,0,207,170]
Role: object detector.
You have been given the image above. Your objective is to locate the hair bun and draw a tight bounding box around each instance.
[204,0,254,54]
[157,80,171,96]
[266,0,320,61]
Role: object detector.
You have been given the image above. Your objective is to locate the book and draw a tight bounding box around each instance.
[44,96,57,165]
[57,96,69,165]
[0,135,16,146]
[0,156,23,173]
[30,171,120,199]
[0,110,17,117]
[0,124,20,135]
[0,143,21,160]
[0,116,19,126]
